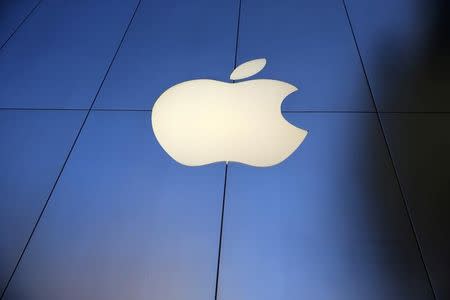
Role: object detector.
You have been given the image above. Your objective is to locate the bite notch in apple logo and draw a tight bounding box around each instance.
[151,58,308,167]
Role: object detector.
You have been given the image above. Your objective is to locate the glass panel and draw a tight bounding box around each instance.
[94,0,239,110]
[0,0,138,108]
[345,0,450,112]
[382,113,450,299]
[0,110,85,293]
[219,113,434,300]
[0,0,39,46]
[236,0,374,111]
[3,111,225,300]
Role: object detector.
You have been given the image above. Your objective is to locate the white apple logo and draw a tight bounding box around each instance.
[151,58,308,167]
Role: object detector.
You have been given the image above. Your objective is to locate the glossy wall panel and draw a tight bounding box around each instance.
[0,0,39,47]
[1,1,448,299]
[219,113,434,300]
[345,0,450,112]
[381,113,450,300]
[0,110,85,294]
[3,111,225,300]
[94,0,238,109]
[236,0,373,111]
[0,0,138,109]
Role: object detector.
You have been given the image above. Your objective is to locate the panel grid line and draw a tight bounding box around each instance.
[213,0,242,299]
[0,0,43,51]
[0,0,143,297]
[214,162,229,300]
[342,1,438,299]
[2,107,450,114]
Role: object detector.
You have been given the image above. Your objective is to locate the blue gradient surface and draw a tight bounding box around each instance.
[346,0,450,112]
[0,0,448,299]
[94,0,239,109]
[220,113,434,300]
[3,112,225,300]
[0,0,138,108]
[0,0,39,47]
[0,110,85,293]
[237,0,374,111]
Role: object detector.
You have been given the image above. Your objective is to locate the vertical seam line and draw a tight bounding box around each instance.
[214,163,229,300]
[214,1,242,299]
[0,0,143,298]
[341,1,438,299]
[0,0,43,51]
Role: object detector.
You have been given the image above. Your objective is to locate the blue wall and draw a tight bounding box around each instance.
[1,0,449,299]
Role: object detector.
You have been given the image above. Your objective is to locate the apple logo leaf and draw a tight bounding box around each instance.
[230,58,266,81]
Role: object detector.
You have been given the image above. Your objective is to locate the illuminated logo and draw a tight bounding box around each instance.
[151,58,307,167]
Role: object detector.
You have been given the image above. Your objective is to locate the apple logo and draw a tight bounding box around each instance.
[151,58,308,167]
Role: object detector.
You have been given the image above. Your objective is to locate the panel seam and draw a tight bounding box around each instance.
[0,0,43,52]
[214,163,229,300]
[2,107,450,113]
[213,1,242,299]
[341,1,438,299]
[0,0,143,297]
